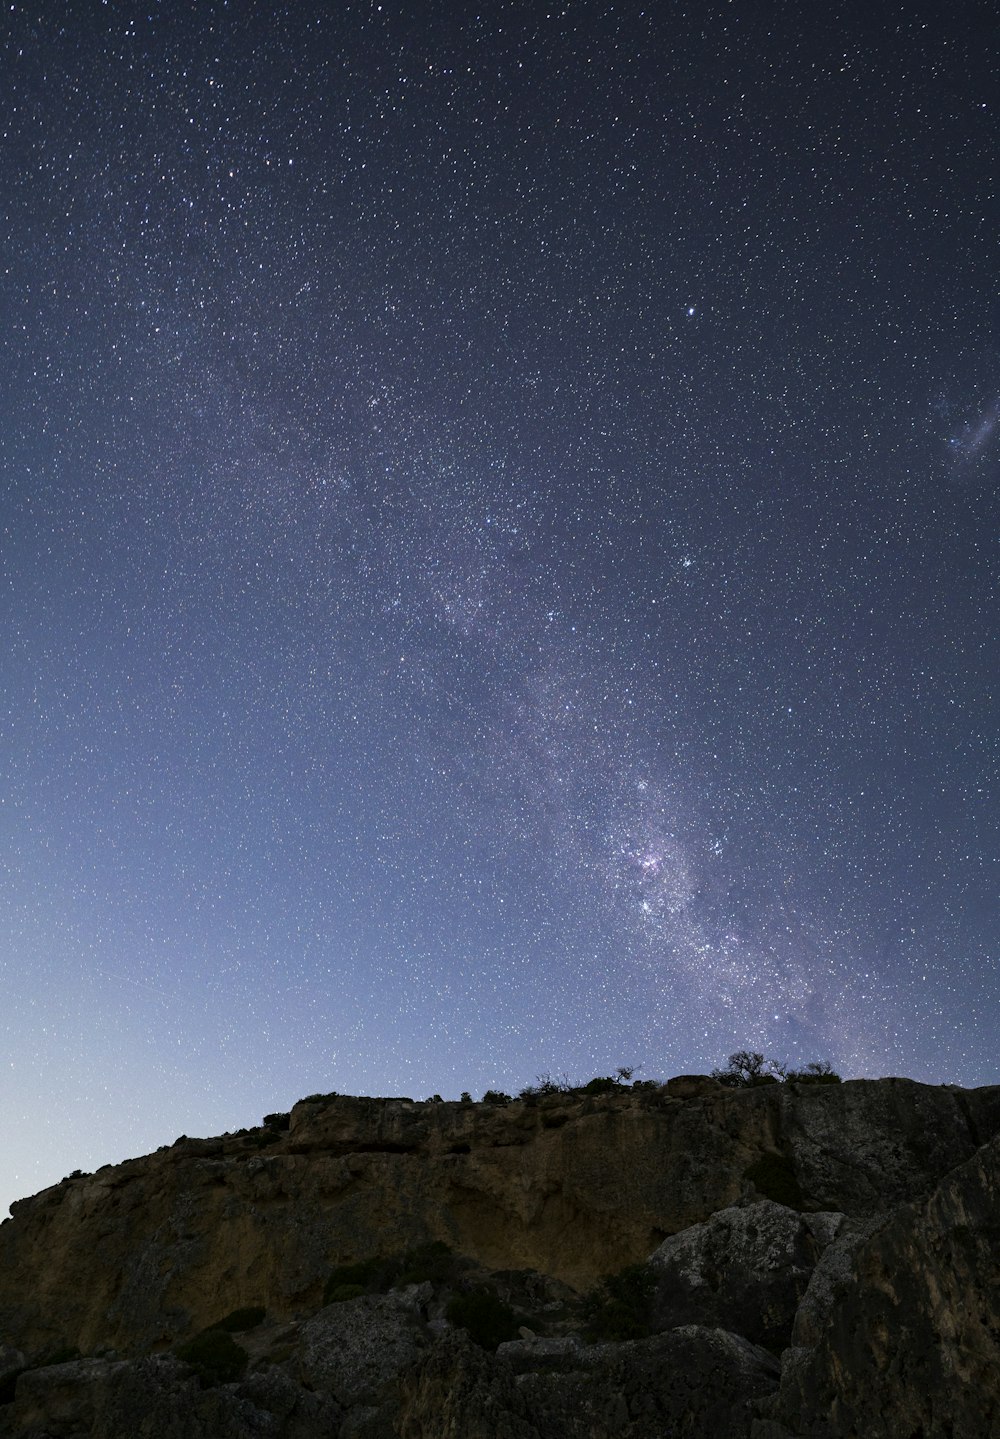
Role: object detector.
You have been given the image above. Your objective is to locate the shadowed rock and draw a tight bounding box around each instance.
[754,1131,1000,1439]
[648,1199,840,1349]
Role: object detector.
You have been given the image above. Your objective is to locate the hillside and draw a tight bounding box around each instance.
[1,1075,998,1437]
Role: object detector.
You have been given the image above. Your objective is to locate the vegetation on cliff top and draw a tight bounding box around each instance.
[289,1055,841,1119]
[711,1052,841,1088]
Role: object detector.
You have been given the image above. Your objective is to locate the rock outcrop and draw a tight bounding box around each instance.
[0,1076,998,1437]
[755,1130,1000,1439]
[396,1326,781,1439]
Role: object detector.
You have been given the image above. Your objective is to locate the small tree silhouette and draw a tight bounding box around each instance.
[712,1051,780,1087]
[712,1052,841,1087]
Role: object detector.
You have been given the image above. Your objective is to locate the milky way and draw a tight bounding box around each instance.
[1,1,997,1215]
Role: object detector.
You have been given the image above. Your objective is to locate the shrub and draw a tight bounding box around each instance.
[482,1090,512,1105]
[712,1051,780,1087]
[262,1112,290,1129]
[208,1306,266,1333]
[323,1242,460,1302]
[520,1073,573,1101]
[713,1052,843,1088]
[326,1282,365,1303]
[42,1345,81,1366]
[581,1076,618,1095]
[582,1264,657,1342]
[746,1152,805,1209]
[394,1241,458,1287]
[446,1287,521,1350]
[175,1329,248,1385]
[323,1255,400,1302]
[460,1091,473,1103]
[786,1061,841,1085]
[244,1129,282,1149]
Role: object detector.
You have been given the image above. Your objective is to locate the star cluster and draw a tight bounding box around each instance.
[1,0,996,1215]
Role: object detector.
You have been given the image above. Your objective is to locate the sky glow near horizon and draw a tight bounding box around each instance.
[1,0,997,1217]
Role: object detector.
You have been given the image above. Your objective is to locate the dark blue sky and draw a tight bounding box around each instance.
[2,0,997,1215]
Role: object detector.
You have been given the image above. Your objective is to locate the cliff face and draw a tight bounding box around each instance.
[3,1076,997,1357]
[1,1076,998,1438]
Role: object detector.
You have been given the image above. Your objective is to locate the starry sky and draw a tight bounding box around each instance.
[2,0,997,1216]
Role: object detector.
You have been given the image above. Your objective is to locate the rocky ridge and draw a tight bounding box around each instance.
[1,1075,998,1437]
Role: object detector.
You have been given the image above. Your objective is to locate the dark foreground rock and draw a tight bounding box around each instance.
[754,1131,1000,1439]
[397,1327,780,1439]
[648,1199,841,1350]
[1,1078,998,1437]
[0,1355,343,1438]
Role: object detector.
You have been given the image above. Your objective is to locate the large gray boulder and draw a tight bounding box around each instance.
[648,1199,839,1349]
[296,1287,430,1406]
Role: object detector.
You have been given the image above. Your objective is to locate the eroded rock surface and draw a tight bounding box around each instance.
[754,1131,1000,1439]
[396,1327,780,1439]
[3,1078,997,1358]
[0,1355,343,1439]
[0,1077,998,1438]
[296,1289,429,1407]
[648,1199,839,1349]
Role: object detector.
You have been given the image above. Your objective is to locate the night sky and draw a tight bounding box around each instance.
[2,1,997,1217]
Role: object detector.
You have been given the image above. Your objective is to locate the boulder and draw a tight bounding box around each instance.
[649,1199,837,1349]
[495,1335,583,1373]
[296,1288,430,1406]
[788,1212,886,1347]
[517,1327,780,1439]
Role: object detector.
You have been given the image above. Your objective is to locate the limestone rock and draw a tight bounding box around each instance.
[1,1079,999,1437]
[296,1289,429,1406]
[395,1331,536,1439]
[495,1335,583,1373]
[515,1327,781,1439]
[788,1211,885,1347]
[3,1079,996,1359]
[0,1355,342,1439]
[757,1131,1000,1438]
[398,1326,780,1439]
[648,1199,835,1349]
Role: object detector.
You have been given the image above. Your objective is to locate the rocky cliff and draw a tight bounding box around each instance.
[1,1076,998,1437]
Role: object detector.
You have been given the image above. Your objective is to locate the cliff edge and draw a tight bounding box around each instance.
[1,1076,998,1437]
